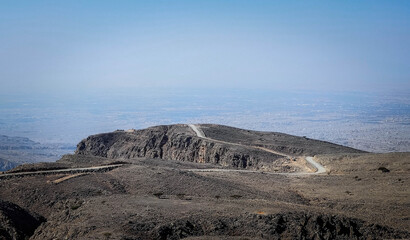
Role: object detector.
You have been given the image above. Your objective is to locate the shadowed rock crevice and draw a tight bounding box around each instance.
[0,200,45,240]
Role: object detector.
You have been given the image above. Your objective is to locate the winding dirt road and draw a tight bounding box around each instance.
[188,124,326,175]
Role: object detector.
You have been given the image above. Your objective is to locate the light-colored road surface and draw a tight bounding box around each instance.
[0,164,123,179]
[182,168,320,176]
[188,124,326,175]
[189,124,206,138]
[305,156,326,174]
[189,124,288,157]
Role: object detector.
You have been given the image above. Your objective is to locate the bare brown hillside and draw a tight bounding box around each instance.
[75,124,363,171]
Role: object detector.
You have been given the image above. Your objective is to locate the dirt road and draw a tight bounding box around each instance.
[0,164,123,179]
[188,124,326,174]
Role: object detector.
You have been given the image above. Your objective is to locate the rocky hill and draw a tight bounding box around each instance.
[75,124,363,171]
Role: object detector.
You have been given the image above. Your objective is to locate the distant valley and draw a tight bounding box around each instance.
[0,135,75,171]
[1,90,409,156]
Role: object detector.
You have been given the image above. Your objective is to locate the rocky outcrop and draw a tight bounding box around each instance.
[0,200,45,240]
[76,125,283,170]
[123,212,410,240]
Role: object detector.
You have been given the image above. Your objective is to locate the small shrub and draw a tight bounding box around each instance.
[378,167,390,173]
[103,232,112,239]
[177,193,185,200]
[153,192,164,199]
[70,203,82,210]
[230,195,242,199]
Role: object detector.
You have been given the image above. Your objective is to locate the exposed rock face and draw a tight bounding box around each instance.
[76,125,283,169]
[0,200,45,240]
[123,212,410,240]
[75,124,365,170]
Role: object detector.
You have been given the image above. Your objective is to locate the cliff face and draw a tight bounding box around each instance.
[76,125,283,170]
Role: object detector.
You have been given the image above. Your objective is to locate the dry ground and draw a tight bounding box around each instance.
[0,152,409,239]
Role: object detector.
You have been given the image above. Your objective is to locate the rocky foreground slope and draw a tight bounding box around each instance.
[0,200,45,239]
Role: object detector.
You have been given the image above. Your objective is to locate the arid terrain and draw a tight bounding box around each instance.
[0,124,409,239]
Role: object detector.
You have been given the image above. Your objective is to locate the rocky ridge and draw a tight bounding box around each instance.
[76,125,285,170]
[75,124,363,171]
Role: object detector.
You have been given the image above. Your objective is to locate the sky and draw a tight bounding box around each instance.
[0,0,410,94]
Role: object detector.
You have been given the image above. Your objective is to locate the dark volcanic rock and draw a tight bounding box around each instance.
[0,200,45,240]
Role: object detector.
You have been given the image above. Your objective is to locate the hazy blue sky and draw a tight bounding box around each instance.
[1,1,409,94]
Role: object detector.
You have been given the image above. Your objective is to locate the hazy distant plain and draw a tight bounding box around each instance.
[1,89,409,156]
